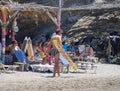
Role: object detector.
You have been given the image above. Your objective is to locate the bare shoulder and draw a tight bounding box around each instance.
[51,36,60,40]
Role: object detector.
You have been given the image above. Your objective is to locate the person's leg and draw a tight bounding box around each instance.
[47,57,51,65]
[41,58,45,64]
[53,60,56,77]
[53,53,60,77]
[42,57,47,65]
[56,53,60,76]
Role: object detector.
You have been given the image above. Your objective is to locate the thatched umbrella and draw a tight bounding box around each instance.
[0,3,58,22]
[0,3,59,64]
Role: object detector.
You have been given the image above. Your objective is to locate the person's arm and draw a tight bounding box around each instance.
[47,41,52,54]
[14,46,21,50]
[89,47,94,57]
[58,36,62,46]
[79,50,84,58]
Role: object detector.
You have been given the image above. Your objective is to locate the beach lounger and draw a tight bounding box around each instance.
[59,54,69,73]
[13,50,41,71]
[30,64,54,72]
[0,62,19,73]
[14,50,41,64]
[22,37,43,62]
[75,58,98,73]
[76,61,97,73]
[0,62,6,73]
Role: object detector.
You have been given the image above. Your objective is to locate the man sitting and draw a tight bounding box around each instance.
[79,44,94,60]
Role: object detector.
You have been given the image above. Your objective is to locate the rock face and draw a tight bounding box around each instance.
[17,0,93,6]
[62,8,120,41]
[18,0,120,6]
[0,0,119,58]
[1,0,120,44]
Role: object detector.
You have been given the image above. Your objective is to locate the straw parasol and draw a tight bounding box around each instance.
[0,2,59,64]
[0,2,58,22]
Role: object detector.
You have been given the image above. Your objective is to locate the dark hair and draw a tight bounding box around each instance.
[12,40,17,44]
[55,30,61,34]
[85,44,90,47]
[41,42,45,47]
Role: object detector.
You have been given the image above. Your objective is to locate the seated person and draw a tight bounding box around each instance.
[67,44,76,57]
[79,44,94,59]
[40,42,50,64]
[10,40,21,54]
[62,41,68,52]
[32,41,42,61]
[9,40,21,64]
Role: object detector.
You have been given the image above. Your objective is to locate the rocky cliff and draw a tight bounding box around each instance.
[1,0,120,44]
[62,7,120,41]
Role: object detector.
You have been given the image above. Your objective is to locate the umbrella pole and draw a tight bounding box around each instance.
[57,0,62,30]
[1,7,7,64]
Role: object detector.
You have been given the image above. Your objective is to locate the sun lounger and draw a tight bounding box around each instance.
[14,50,41,64]
[74,56,98,73]
[59,54,70,73]
[14,62,27,71]
[0,63,6,73]
[30,64,54,72]
[13,50,41,71]
[0,62,19,73]
[14,50,30,63]
[22,37,43,62]
[3,65,19,72]
[59,53,69,65]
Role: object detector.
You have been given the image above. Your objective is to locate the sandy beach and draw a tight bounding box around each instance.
[0,63,120,91]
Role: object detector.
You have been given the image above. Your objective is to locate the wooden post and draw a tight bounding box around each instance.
[0,7,19,64]
[57,0,62,30]
[8,10,20,41]
[11,31,16,41]
[1,7,7,64]
[46,11,58,26]
[12,17,18,41]
[7,10,20,25]
[45,0,63,30]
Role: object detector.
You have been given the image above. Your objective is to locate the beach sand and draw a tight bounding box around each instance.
[0,63,120,91]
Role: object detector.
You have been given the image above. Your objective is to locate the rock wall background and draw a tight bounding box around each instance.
[0,0,120,45]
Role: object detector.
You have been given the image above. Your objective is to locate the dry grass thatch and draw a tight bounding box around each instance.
[0,3,58,22]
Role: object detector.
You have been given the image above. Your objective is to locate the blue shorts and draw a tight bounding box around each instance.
[51,48,59,56]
